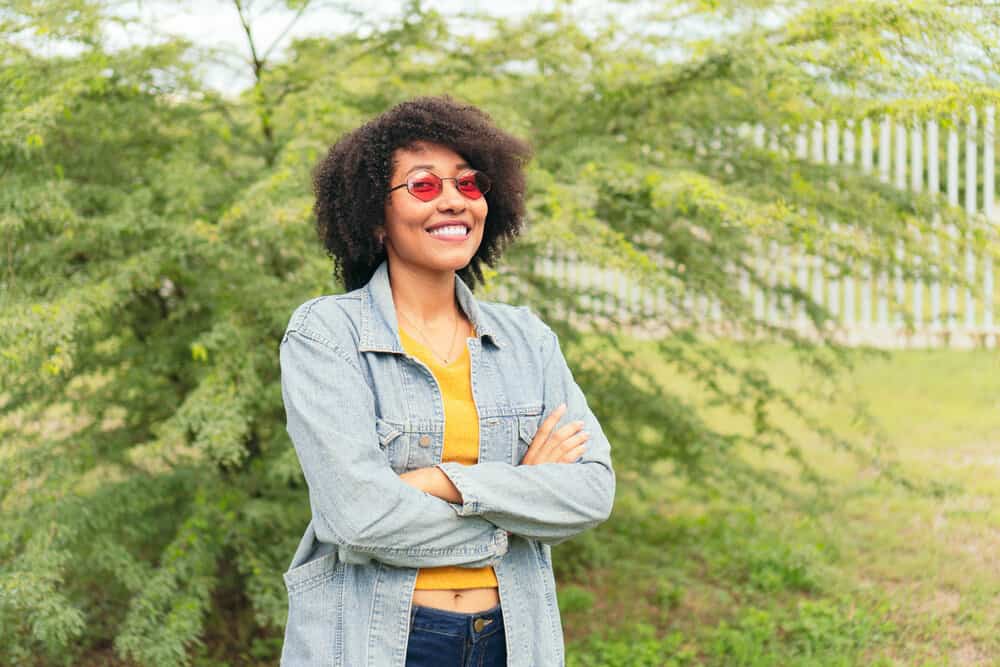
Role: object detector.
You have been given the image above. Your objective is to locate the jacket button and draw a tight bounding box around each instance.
[419,435,431,447]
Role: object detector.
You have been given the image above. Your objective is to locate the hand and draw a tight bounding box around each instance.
[520,403,589,466]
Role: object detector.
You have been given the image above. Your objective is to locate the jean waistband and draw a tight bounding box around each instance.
[409,603,504,641]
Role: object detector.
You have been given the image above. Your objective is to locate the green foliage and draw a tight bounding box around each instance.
[566,600,892,666]
[568,625,695,667]
[551,461,888,663]
[3,0,999,663]
[707,599,895,665]
[557,584,595,615]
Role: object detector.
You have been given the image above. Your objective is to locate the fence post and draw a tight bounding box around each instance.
[842,121,856,336]
[947,114,960,333]
[895,119,908,336]
[928,118,941,335]
[965,107,978,333]
[827,121,840,326]
[860,118,874,332]
[983,106,995,346]
[911,118,924,340]
[878,116,892,333]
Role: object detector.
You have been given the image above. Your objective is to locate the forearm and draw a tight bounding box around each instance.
[300,476,504,567]
[334,514,507,568]
[436,459,614,545]
[399,467,463,503]
[330,468,500,568]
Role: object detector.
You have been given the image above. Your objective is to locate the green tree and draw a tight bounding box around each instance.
[2,0,999,664]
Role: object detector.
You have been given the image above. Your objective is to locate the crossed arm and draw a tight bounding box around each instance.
[280,326,506,569]
[428,322,615,546]
[280,317,615,570]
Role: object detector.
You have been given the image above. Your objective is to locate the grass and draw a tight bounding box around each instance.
[561,341,1000,666]
[7,337,998,665]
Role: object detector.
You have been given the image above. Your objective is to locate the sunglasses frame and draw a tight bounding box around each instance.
[388,169,491,202]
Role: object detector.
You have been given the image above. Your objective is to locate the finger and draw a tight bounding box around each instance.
[538,420,585,460]
[531,403,567,447]
[554,432,589,462]
[551,419,586,444]
[558,431,589,452]
[525,407,566,461]
[522,406,565,465]
[539,421,583,461]
[559,443,587,463]
[555,431,590,462]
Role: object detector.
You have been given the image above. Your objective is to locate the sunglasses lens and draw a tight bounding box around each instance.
[402,170,491,201]
[456,170,490,199]
[408,172,442,201]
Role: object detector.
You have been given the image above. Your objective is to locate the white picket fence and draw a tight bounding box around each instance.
[504,108,999,349]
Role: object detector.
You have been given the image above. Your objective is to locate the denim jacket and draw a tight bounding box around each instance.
[278,258,615,666]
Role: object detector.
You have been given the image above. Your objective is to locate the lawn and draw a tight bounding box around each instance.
[5,339,997,666]
[561,342,1000,666]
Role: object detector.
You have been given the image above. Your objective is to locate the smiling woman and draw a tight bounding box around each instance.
[279,96,616,666]
[311,95,532,293]
[380,141,490,282]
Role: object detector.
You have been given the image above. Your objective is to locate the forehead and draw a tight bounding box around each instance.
[390,141,468,174]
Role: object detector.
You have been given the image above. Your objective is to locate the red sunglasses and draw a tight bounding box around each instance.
[388,169,491,202]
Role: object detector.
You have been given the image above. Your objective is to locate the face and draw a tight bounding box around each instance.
[381,141,488,277]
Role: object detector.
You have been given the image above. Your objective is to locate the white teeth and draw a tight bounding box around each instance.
[428,225,468,237]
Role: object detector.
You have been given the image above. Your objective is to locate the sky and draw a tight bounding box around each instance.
[13,1,746,96]
[17,1,763,96]
[107,0,604,94]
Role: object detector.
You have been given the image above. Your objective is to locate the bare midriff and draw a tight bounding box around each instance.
[411,587,500,612]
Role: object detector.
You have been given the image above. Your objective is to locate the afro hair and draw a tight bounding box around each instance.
[312,95,533,291]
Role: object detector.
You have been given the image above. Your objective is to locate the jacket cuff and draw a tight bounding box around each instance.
[489,526,509,565]
[436,462,483,516]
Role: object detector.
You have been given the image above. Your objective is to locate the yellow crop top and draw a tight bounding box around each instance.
[399,326,499,590]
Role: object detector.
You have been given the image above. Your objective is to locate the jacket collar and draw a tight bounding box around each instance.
[358,259,504,353]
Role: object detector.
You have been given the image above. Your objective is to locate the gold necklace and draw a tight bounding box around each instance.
[397,308,460,365]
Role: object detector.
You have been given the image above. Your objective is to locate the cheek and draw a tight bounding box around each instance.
[474,200,489,223]
[385,198,426,228]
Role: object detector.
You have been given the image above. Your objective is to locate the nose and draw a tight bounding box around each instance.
[435,178,467,213]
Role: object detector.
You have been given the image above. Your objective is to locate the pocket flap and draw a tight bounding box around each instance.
[375,417,403,447]
[518,413,542,444]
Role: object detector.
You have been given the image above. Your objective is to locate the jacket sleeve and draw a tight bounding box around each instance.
[280,325,507,568]
[436,319,615,546]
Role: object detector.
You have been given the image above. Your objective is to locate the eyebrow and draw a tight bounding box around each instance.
[405,163,471,176]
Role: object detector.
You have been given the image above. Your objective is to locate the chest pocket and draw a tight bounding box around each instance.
[513,404,544,465]
[375,417,407,474]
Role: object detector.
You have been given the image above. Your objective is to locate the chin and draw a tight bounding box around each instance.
[400,255,473,276]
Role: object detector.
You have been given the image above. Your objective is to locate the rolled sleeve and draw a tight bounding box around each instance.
[436,462,485,516]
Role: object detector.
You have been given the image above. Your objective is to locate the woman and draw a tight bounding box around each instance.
[278,95,615,667]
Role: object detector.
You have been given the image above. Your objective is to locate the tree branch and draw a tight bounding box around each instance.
[260,0,313,64]
[233,0,264,82]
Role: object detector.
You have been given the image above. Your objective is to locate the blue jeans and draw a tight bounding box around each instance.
[404,603,507,667]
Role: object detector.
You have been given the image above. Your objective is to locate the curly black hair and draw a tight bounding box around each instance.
[312,95,533,292]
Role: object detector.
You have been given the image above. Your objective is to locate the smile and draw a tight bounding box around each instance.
[426,224,470,240]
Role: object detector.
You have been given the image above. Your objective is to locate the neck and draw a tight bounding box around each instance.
[387,260,461,324]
